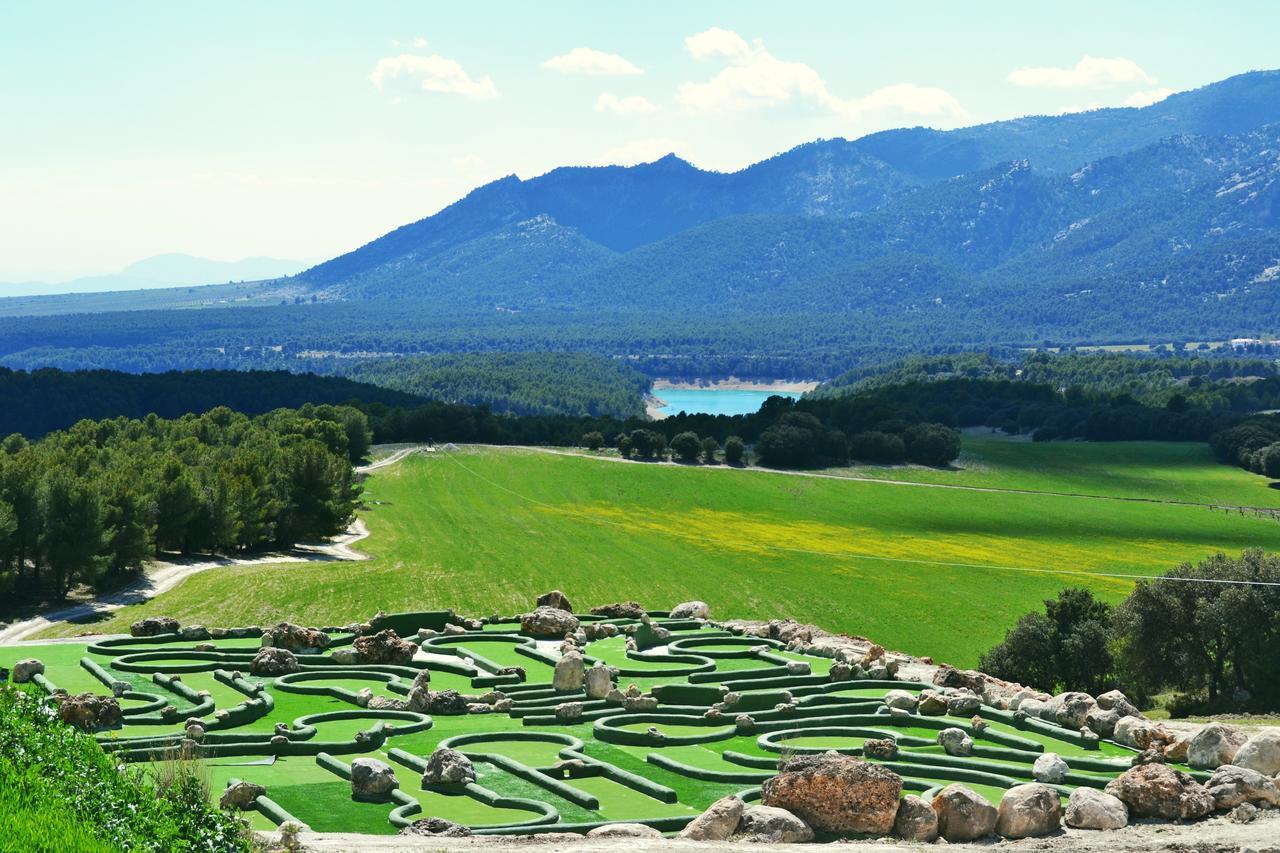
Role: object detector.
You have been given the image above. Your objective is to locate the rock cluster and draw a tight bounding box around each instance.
[264,622,330,653]
[130,615,180,637]
[589,601,645,620]
[352,629,416,664]
[54,692,123,730]
[250,646,299,676]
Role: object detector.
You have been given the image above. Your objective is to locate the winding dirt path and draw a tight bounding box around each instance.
[0,447,428,645]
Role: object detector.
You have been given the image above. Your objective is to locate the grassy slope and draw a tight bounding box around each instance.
[39,442,1280,666]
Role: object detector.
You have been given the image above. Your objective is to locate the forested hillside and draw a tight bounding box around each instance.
[0,406,364,607]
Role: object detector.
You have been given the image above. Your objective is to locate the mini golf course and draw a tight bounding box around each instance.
[0,609,1201,837]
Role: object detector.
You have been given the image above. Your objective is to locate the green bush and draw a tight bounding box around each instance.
[0,686,251,853]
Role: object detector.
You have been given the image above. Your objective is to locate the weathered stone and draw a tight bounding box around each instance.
[862,738,898,760]
[406,685,431,713]
[330,648,359,666]
[555,701,583,722]
[355,687,373,708]
[1086,707,1121,739]
[1096,689,1140,718]
[669,600,710,620]
[1065,787,1128,830]
[130,615,179,637]
[739,805,814,843]
[521,606,579,638]
[589,601,646,620]
[219,781,265,810]
[735,713,756,732]
[1033,752,1069,784]
[180,624,210,641]
[536,590,573,612]
[352,629,416,665]
[265,622,330,653]
[553,651,585,692]
[676,795,743,841]
[583,663,612,700]
[427,690,468,715]
[12,658,44,683]
[351,757,398,802]
[367,695,409,711]
[1204,764,1280,810]
[828,661,852,682]
[932,784,997,842]
[760,752,902,835]
[947,690,982,716]
[883,689,917,712]
[1163,737,1189,764]
[56,693,122,730]
[933,664,985,693]
[1104,763,1214,820]
[495,665,526,680]
[938,727,973,757]
[633,620,672,651]
[916,690,948,716]
[249,647,298,676]
[1114,715,1161,750]
[893,794,938,842]
[996,783,1061,839]
[422,747,475,786]
[1188,722,1248,769]
[1229,802,1260,824]
[622,694,658,712]
[400,817,472,837]
[1054,692,1097,730]
[586,823,662,838]
[1233,730,1280,776]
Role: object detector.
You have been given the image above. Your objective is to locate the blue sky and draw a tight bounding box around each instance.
[3,0,1278,282]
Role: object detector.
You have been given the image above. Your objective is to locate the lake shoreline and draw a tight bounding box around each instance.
[651,377,819,393]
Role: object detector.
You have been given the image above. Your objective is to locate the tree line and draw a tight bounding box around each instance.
[979,550,1280,714]
[0,404,366,608]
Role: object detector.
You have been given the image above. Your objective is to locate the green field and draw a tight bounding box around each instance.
[38,440,1280,667]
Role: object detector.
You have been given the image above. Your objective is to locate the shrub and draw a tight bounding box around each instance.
[700,436,720,464]
[902,423,961,467]
[0,686,251,852]
[724,436,746,465]
[669,431,703,463]
[848,431,906,464]
[580,431,604,451]
[979,587,1115,695]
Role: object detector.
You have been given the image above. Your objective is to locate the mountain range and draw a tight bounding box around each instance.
[2,70,1280,378]
[0,254,306,298]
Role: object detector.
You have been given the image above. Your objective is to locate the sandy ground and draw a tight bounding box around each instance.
[0,449,424,645]
[274,809,1280,852]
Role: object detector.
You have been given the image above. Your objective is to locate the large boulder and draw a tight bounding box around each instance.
[350,757,398,802]
[947,690,982,716]
[1204,765,1280,810]
[56,693,122,730]
[632,619,672,650]
[932,784,997,842]
[219,781,265,810]
[12,658,44,683]
[938,727,973,757]
[1032,752,1069,784]
[669,600,710,620]
[1085,707,1121,739]
[933,664,985,693]
[739,805,814,843]
[1065,787,1128,830]
[996,783,1061,839]
[1233,730,1280,776]
[584,662,613,699]
[1104,763,1214,820]
[893,795,939,842]
[883,690,917,712]
[553,651,585,692]
[250,647,298,676]
[1114,715,1162,750]
[520,606,579,638]
[265,622,330,653]
[676,795,744,841]
[760,752,902,835]
[536,590,573,612]
[352,629,416,664]
[589,601,645,620]
[1054,692,1097,730]
[421,747,475,786]
[427,690,469,715]
[1188,722,1248,769]
[916,690,948,716]
[1096,689,1141,718]
[130,615,180,637]
[179,624,210,641]
[400,817,472,837]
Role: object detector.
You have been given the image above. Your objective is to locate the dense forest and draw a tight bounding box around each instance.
[0,367,422,439]
[0,405,365,608]
[339,352,650,418]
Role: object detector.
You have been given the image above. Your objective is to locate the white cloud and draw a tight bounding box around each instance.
[1123,87,1174,107]
[1008,56,1155,89]
[451,154,485,172]
[595,92,658,115]
[542,47,642,76]
[412,37,428,49]
[676,28,965,122]
[684,27,752,62]
[368,53,499,100]
[592,138,686,166]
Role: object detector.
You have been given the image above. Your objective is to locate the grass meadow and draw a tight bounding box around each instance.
[38,440,1280,667]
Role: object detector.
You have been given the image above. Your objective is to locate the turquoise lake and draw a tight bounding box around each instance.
[653,388,801,417]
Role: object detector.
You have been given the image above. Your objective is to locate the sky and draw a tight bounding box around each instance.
[3,0,1279,283]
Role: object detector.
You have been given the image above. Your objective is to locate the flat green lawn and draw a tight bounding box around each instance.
[35,444,1280,666]
[829,434,1280,507]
